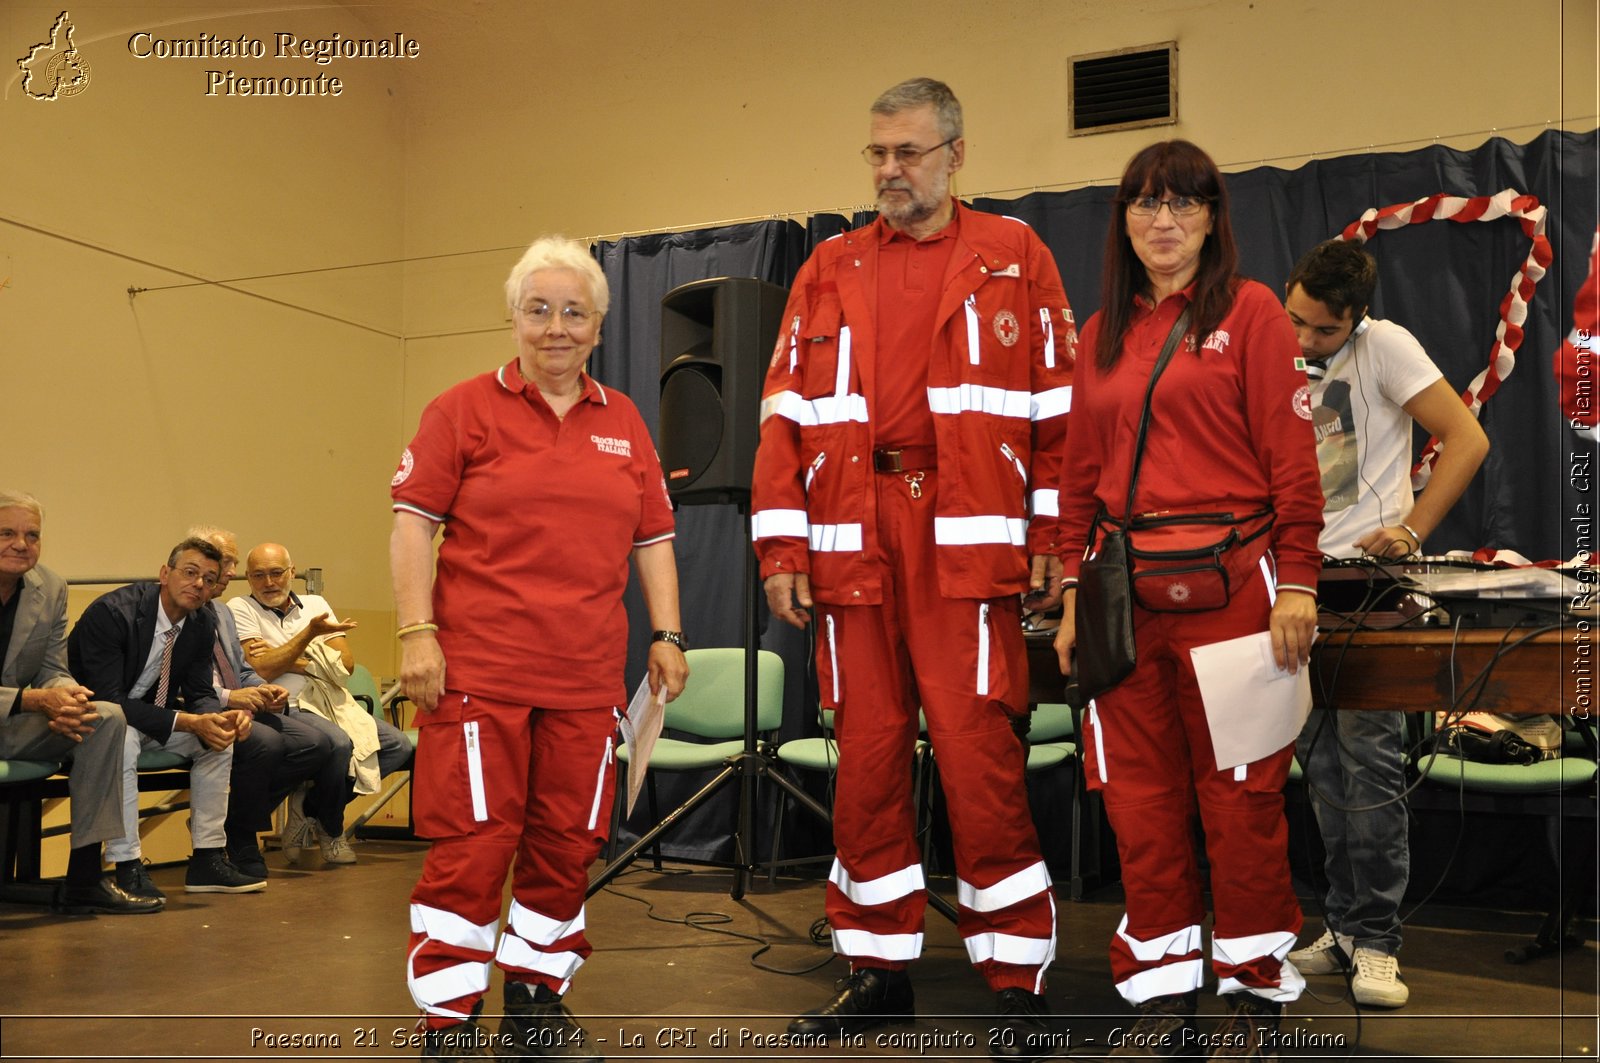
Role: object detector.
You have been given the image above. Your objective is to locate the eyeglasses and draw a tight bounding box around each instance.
[515,303,599,329]
[1126,195,1211,217]
[248,568,290,582]
[175,565,219,589]
[861,137,956,168]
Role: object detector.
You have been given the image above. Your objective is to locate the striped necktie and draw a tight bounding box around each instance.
[212,632,239,690]
[152,627,178,708]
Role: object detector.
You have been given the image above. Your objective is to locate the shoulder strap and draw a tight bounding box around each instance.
[1118,307,1192,525]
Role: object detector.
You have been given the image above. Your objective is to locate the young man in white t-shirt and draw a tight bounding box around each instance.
[1283,239,1489,1008]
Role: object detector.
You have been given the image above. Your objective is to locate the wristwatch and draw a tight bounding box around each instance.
[651,630,688,650]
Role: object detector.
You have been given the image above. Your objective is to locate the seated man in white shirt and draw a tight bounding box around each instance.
[228,543,413,862]
[190,525,352,873]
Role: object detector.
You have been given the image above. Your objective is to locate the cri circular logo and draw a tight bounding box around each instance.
[993,309,1020,347]
[1292,386,1313,421]
[391,448,415,486]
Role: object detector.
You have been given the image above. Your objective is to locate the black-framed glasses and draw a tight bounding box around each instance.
[861,137,955,168]
[174,565,219,589]
[1126,195,1211,217]
[515,303,599,329]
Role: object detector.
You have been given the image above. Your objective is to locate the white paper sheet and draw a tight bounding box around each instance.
[1191,631,1312,771]
[619,677,666,817]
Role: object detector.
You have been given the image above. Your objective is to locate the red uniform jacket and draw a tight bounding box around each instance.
[750,203,1077,604]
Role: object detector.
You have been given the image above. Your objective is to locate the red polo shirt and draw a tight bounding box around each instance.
[873,211,959,447]
[392,360,675,708]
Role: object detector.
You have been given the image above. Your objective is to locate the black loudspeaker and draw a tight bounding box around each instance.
[659,276,789,505]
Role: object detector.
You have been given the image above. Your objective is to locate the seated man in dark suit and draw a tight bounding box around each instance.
[0,490,150,914]
[67,536,264,896]
[189,525,350,876]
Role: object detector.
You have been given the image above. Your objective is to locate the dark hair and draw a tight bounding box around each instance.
[167,536,222,568]
[1095,140,1238,370]
[1286,239,1377,320]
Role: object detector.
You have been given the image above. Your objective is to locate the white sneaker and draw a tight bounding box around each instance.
[1351,948,1409,1007]
[280,787,315,866]
[1288,929,1354,974]
[321,832,358,865]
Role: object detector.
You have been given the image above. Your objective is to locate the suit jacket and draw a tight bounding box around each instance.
[207,600,265,700]
[1,563,75,721]
[67,581,221,743]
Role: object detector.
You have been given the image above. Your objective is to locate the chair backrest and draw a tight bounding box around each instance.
[348,663,381,717]
[664,648,784,740]
[1029,703,1076,743]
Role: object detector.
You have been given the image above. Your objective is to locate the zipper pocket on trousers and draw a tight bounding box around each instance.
[587,733,613,831]
[463,718,488,823]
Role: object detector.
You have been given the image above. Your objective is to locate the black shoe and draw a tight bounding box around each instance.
[1206,993,1282,1061]
[787,967,914,1039]
[990,988,1058,1061]
[1107,991,1201,1058]
[114,860,167,902]
[423,1002,496,1060]
[184,848,267,893]
[227,843,269,880]
[500,982,602,1060]
[57,876,164,915]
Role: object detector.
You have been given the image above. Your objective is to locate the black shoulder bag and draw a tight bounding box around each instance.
[1073,308,1191,702]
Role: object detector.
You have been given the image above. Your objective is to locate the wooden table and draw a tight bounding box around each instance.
[1025,622,1592,715]
[1310,624,1587,715]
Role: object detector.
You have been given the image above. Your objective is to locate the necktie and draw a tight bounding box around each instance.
[152,627,178,708]
[213,633,239,690]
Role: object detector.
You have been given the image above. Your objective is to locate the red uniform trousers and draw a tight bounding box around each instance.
[1082,558,1304,1005]
[819,467,1057,994]
[406,692,618,1027]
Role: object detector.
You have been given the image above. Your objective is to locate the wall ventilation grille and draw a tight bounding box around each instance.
[1070,42,1176,136]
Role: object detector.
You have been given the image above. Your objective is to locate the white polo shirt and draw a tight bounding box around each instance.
[228,591,341,704]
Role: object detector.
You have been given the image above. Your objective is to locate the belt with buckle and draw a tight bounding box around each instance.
[871,445,938,473]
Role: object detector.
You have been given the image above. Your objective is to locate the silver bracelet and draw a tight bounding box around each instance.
[1399,522,1422,550]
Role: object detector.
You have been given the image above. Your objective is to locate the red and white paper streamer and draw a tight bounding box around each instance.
[1341,188,1552,488]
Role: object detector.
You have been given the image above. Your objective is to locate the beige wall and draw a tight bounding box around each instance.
[4,0,1596,686]
[2,1,407,670]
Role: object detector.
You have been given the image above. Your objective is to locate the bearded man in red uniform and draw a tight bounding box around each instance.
[750,77,1077,1063]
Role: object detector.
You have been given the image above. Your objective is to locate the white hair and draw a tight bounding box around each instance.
[504,235,609,315]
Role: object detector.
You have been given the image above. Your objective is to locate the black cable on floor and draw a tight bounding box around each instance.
[601,866,836,976]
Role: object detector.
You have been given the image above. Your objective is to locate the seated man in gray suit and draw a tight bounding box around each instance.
[0,490,150,914]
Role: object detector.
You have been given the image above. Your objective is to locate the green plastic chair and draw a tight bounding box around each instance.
[1,758,66,897]
[1024,702,1078,773]
[344,663,418,838]
[1413,713,1598,961]
[611,648,784,867]
[0,760,60,785]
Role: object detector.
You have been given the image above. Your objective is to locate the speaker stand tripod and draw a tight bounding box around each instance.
[588,506,827,901]
[585,506,959,923]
